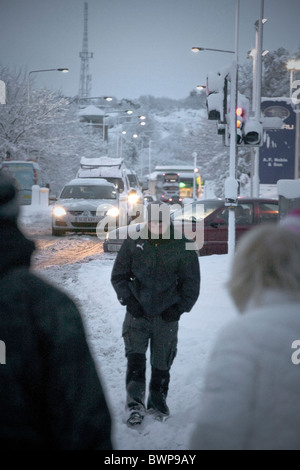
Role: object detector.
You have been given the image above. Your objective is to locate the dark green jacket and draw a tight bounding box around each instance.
[111,224,200,317]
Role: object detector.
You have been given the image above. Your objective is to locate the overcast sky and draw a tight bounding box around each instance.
[1,0,299,100]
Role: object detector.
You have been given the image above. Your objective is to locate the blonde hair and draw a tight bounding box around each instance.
[228,224,300,313]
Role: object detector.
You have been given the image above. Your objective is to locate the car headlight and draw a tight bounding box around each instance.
[106,207,120,217]
[53,206,67,217]
[127,193,139,204]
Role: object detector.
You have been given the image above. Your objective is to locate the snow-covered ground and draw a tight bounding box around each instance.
[20,205,237,450]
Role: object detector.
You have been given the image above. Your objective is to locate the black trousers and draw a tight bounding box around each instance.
[122,313,178,411]
[122,313,178,370]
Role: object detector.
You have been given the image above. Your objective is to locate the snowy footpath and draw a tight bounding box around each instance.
[21,206,238,450]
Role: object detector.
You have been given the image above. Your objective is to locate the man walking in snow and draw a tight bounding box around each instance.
[111,202,200,426]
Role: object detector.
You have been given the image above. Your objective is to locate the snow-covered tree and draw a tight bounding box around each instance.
[262,47,290,97]
[0,66,70,161]
[0,66,109,193]
[239,47,294,101]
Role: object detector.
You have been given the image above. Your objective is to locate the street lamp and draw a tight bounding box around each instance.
[251,4,266,198]
[192,46,235,54]
[132,130,158,175]
[27,68,69,105]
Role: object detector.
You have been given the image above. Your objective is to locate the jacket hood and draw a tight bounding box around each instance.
[0,221,35,276]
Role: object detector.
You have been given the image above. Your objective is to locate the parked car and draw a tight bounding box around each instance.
[103,198,279,255]
[172,197,279,255]
[52,178,119,236]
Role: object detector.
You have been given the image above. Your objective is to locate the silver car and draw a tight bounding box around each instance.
[52,178,120,236]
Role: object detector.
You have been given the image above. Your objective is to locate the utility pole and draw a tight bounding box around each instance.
[78,2,93,100]
[225,0,239,263]
[192,152,198,200]
[253,0,264,197]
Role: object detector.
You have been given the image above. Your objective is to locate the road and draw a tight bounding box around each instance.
[31,234,105,270]
[19,212,115,271]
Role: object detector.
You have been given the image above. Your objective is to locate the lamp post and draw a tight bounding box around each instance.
[192,152,198,200]
[287,59,300,180]
[117,120,148,159]
[27,68,69,105]
[131,130,158,176]
[251,1,265,198]
[192,1,240,262]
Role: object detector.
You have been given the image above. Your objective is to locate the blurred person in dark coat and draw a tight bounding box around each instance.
[0,173,113,450]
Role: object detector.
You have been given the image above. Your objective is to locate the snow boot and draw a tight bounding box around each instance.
[126,353,146,426]
[127,406,145,427]
[147,367,170,418]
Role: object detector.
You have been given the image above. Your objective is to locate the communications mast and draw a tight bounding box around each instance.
[78,2,93,100]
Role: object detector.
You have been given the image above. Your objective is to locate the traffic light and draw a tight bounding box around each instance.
[243,118,263,145]
[206,72,226,121]
[225,97,263,146]
[205,71,263,147]
[236,107,246,144]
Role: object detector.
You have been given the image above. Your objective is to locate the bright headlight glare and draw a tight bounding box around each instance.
[53,206,67,217]
[107,207,119,217]
[128,194,139,204]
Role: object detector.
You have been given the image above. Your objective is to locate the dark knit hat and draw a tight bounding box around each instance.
[146,201,170,223]
[0,172,20,221]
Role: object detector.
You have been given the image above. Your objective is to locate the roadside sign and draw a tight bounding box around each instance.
[260,99,296,184]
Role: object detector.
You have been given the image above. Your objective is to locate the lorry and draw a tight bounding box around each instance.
[147,165,203,201]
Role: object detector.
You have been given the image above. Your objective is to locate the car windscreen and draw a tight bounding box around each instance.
[60,185,117,200]
[103,177,124,192]
[127,174,138,188]
[172,200,224,222]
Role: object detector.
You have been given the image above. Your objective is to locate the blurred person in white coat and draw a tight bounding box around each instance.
[189,211,300,450]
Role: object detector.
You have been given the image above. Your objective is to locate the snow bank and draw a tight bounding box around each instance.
[19,204,52,235]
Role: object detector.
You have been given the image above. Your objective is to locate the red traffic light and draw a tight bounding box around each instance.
[236,107,246,130]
